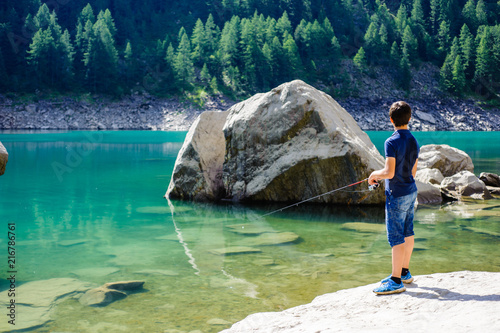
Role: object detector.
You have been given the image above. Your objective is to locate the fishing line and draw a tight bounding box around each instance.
[257,178,378,219]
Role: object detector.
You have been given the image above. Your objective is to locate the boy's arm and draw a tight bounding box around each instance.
[412,158,418,177]
[368,157,395,185]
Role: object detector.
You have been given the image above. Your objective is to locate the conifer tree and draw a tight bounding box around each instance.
[353,47,367,71]
[276,11,292,39]
[410,0,424,28]
[475,0,488,27]
[83,15,119,94]
[200,63,211,85]
[462,0,477,31]
[402,25,418,62]
[204,14,220,55]
[395,4,408,37]
[191,19,206,66]
[399,45,412,90]
[283,34,302,77]
[429,0,439,33]
[390,41,400,64]
[474,27,493,85]
[27,6,73,90]
[437,20,451,57]
[452,54,466,94]
[173,31,194,86]
[440,37,460,93]
[459,24,475,79]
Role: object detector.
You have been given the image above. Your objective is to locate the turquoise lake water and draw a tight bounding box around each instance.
[0,131,499,333]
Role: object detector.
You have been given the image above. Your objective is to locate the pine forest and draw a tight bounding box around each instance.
[0,0,499,102]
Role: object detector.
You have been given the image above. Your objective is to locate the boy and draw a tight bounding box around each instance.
[368,101,419,295]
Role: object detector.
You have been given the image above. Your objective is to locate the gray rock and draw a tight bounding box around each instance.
[415,110,436,124]
[487,186,500,195]
[79,287,127,306]
[415,168,444,185]
[440,171,493,200]
[166,110,229,201]
[79,280,145,307]
[418,144,474,177]
[480,172,500,187]
[0,141,8,175]
[416,180,443,205]
[167,80,385,205]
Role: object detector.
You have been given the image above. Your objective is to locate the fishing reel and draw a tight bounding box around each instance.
[368,182,380,191]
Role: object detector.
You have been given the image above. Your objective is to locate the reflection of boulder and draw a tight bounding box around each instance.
[440,171,492,200]
[415,180,443,204]
[417,144,473,177]
[0,141,8,175]
[167,80,385,205]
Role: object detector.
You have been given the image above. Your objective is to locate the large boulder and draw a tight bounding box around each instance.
[166,111,229,201]
[0,141,8,175]
[166,80,385,205]
[415,180,442,205]
[415,168,444,185]
[440,171,493,200]
[417,144,473,177]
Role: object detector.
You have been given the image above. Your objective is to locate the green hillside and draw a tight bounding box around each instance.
[0,0,499,101]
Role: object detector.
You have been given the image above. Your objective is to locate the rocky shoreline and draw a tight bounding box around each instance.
[0,94,499,132]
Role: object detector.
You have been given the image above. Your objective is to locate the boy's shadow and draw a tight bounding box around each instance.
[405,283,500,302]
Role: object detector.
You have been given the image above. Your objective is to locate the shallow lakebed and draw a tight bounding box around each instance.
[0,131,499,333]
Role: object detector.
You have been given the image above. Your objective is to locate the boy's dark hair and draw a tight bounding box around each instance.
[389,101,412,127]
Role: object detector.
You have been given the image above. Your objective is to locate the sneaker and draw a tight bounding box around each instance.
[381,271,414,284]
[373,279,406,295]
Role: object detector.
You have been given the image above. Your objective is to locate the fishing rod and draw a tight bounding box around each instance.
[258,178,379,218]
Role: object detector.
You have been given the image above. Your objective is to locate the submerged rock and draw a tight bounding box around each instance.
[441,171,493,200]
[226,223,276,235]
[0,141,8,175]
[0,278,91,332]
[166,80,385,205]
[341,222,385,233]
[134,269,179,276]
[238,231,300,246]
[79,287,127,306]
[209,246,262,255]
[418,144,474,177]
[104,280,145,291]
[79,280,145,307]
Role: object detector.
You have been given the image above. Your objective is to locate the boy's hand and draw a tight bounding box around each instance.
[368,172,379,185]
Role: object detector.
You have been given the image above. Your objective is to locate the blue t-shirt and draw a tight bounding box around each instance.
[384,130,419,197]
